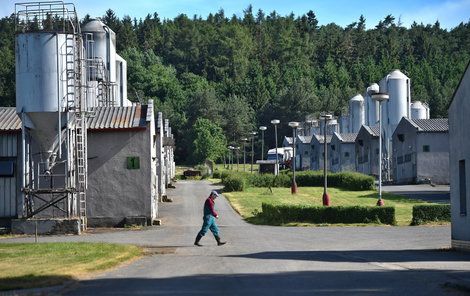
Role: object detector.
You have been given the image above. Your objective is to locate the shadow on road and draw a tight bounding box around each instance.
[226,249,470,263]
[65,269,468,296]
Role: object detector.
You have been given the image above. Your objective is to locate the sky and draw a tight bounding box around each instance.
[2,0,470,30]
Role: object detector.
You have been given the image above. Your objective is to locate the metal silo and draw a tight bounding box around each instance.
[365,83,379,126]
[411,101,428,120]
[386,69,410,126]
[82,19,117,106]
[349,94,365,133]
[15,2,88,231]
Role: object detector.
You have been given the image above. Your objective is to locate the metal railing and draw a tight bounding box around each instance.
[15,1,79,33]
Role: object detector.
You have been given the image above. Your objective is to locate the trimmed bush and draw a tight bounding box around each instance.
[223,174,246,192]
[247,173,291,188]
[411,204,451,225]
[261,203,396,225]
[294,171,375,191]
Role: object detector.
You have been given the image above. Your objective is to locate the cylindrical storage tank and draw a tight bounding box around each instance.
[16,32,69,113]
[82,19,116,83]
[365,83,379,126]
[386,69,409,126]
[339,115,349,133]
[327,119,338,135]
[15,32,70,158]
[349,94,365,133]
[411,101,427,120]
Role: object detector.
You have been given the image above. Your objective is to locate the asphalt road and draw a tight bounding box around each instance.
[382,184,450,204]
[2,180,470,295]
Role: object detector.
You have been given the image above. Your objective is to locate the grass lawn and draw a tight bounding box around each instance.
[224,187,446,226]
[0,242,142,291]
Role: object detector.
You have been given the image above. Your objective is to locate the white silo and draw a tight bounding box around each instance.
[349,94,365,133]
[339,115,349,133]
[365,83,379,126]
[380,69,410,127]
[82,19,117,106]
[15,2,88,229]
[411,101,429,120]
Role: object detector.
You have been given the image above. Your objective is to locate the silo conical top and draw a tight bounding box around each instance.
[388,69,409,80]
[350,94,364,102]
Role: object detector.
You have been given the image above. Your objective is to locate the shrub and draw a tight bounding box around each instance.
[411,204,451,225]
[223,174,246,192]
[247,173,291,188]
[261,203,396,225]
[294,171,375,191]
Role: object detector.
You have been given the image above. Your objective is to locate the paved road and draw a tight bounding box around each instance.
[382,184,450,204]
[2,181,470,295]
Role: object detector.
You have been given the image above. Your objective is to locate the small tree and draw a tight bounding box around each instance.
[192,118,227,164]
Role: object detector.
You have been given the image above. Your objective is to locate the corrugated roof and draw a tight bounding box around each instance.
[411,118,448,132]
[0,107,21,132]
[88,105,149,130]
[284,136,293,144]
[363,126,380,137]
[336,133,358,143]
[297,135,312,144]
[314,134,332,144]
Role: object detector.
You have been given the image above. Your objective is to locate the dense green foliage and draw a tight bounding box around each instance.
[222,173,246,192]
[261,203,396,225]
[220,170,374,191]
[1,9,469,163]
[192,118,227,163]
[411,204,451,225]
[295,171,375,190]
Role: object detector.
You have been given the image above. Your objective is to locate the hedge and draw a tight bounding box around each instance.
[222,174,246,192]
[261,203,396,225]
[411,204,451,225]
[295,171,375,191]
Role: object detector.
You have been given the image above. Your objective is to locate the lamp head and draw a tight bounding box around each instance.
[271,119,280,125]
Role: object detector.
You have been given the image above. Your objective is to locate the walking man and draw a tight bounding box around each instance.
[194,190,227,246]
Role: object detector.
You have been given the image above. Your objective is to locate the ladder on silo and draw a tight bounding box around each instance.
[65,34,76,109]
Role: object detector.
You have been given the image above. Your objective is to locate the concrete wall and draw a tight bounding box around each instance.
[296,142,311,170]
[392,120,417,184]
[449,64,470,246]
[86,128,154,227]
[355,131,379,176]
[416,132,449,184]
[0,133,20,219]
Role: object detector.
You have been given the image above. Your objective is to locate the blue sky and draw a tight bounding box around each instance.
[3,0,470,30]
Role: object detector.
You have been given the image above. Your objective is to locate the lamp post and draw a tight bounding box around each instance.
[320,113,333,206]
[371,92,389,206]
[250,132,257,173]
[259,126,267,160]
[271,119,280,175]
[228,145,234,170]
[241,138,248,172]
[288,122,300,194]
[235,146,240,171]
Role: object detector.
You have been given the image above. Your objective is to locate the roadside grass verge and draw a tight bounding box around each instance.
[0,242,142,291]
[224,187,445,226]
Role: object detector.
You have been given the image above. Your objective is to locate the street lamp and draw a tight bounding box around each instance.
[371,92,389,206]
[250,132,257,173]
[235,146,240,171]
[241,138,248,172]
[259,126,267,160]
[271,119,280,175]
[288,122,300,194]
[320,113,333,206]
[228,145,234,170]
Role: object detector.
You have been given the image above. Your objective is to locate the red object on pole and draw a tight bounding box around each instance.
[291,181,298,194]
[322,192,330,206]
[376,199,384,206]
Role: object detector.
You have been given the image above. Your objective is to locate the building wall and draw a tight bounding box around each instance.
[416,132,449,184]
[296,142,311,170]
[355,132,379,176]
[449,65,470,246]
[392,121,417,184]
[339,143,356,172]
[310,139,330,171]
[330,137,341,172]
[0,133,20,219]
[86,128,153,227]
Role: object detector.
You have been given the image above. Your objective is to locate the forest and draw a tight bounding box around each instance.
[0,6,469,163]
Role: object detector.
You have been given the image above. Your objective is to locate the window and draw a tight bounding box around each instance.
[405,153,412,163]
[358,140,363,146]
[398,134,405,142]
[397,156,404,164]
[304,150,309,156]
[331,145,336,151]
[423,145,430,152]
[0,160,14,177]
[460,160,467,216]
[344,152,350,158]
